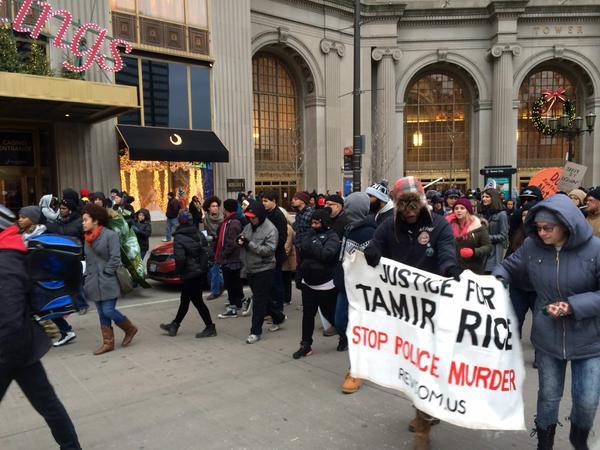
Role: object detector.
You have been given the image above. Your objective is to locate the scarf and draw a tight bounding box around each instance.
[204,211,224,236]
[84,225,103,244]
[215,212,235,260]
[480,205,497,221]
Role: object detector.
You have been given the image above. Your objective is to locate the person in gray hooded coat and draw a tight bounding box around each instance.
[493,194,600,450]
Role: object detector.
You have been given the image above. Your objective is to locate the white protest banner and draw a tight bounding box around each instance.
[557,162,587,193]
[344,252,525,430]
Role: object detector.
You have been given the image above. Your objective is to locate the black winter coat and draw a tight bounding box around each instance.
[0,228,50,369]
[166,197,181,219]
[299,228,340,286]
[45,212,83,242]
[173,224,209,280]
[369,210,457,277]
[132,220,152,253]
[267,207,288,266]
[330,212,350,239]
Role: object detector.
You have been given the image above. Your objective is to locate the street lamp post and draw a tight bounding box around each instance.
[547,113,596,162]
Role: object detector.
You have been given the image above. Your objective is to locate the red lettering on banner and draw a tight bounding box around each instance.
[351,326,388,350]
[394,336,440,378]
[448,361,516,392]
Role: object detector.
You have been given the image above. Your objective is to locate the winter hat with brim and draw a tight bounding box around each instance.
[178,209,193,224]
[586,187,600,201]
[453,197,473,215]
[365,180,389,203]
[326,194,344,206]
[392,176,426,205]
[0,204,16,231]
[19,205,42,224]
[534,208,559,224]
[245,202,267,224]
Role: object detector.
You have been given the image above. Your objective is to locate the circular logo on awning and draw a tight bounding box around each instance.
[169,133,183,146]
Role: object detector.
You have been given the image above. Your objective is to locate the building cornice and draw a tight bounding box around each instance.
[280,0,406,20]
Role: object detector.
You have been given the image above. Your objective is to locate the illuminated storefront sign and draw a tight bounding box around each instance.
[0,0,132,73]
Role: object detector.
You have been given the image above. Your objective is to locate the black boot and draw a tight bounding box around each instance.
[160,321,179,337]
[337,335,348,351]
[569,423,590,450]
[196,323,217,338]
[535,423,557,450]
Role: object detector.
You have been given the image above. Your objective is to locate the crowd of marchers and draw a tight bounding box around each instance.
[1,178,599,450]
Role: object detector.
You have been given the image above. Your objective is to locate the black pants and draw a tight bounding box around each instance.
[174,276,213,326]
[222,266,243,308]
[248,269,285,336]
[0,361,81,450]
[301,286,337,346]
[282,271,294,304]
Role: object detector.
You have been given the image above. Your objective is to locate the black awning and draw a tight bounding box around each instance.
[116,125,229,162]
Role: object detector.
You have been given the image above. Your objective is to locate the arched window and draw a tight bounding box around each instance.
[404,72,470,174]
[252,53,301,192]
[518,69,576,167]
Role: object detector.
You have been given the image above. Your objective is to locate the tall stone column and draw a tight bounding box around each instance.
[321,38,345,193]
[489,43,520,167]
[372,47,402,183]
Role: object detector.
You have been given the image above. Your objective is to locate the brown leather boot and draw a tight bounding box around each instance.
[116,318,138,347]
[93,325,114,355]
[412,409,432,450]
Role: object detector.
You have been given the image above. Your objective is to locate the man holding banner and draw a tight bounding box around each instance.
[362,176,466,449]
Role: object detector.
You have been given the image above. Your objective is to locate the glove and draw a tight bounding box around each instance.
[459,247,474,259]
[495,276,509,289]
[236,235,249,247]
[544,301,571,318]
[446,265,463,281]
[364,245,381,267]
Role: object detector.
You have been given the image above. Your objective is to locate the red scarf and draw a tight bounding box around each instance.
[84,225,103,244]
[215,212,236,260]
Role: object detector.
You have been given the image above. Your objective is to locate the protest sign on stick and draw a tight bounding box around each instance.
[344,252,525,430]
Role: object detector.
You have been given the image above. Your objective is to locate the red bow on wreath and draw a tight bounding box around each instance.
[541,88,567,114]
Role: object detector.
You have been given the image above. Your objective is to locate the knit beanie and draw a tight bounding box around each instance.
[19,205,42,224]
[293,191,310,205]
[453,197,473,215]
[534,208,559,224]
[365,180,389,202]
[60,198,78,212]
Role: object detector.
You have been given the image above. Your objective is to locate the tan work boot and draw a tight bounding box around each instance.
[116,318,138,347]
[412,409,432,450]
[340,372,362,394]
[93,325,115,355]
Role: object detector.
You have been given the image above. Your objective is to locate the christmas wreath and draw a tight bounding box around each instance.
[531,88,576,136]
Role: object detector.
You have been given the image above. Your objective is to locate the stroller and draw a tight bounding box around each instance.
[27,234,83,322]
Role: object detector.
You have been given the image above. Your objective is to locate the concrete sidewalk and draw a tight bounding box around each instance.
[1,271,598,449]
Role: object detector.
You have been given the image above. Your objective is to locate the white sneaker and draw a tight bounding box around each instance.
[53,331,76,347]
[241,297,253,316]
[268,315,287,332]
[246,334,261,344]
[218,308,238,319]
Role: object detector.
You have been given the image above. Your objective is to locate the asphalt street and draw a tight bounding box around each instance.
[1,240,598,449]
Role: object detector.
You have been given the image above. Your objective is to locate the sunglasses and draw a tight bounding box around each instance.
[536,224,557,233]
[397,200,421,211]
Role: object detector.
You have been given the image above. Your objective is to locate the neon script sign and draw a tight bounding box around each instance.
[0,0,132,73]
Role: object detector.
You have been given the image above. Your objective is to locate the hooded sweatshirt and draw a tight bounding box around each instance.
[38,195,58,222]
[494,194,600,360]
[240,203,278,274]
[334,193,377,292]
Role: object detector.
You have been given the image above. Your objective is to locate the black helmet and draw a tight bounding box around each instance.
[0,204,16,231]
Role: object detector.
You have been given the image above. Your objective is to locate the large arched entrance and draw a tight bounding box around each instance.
[403,66,476,192]
[517,61,594,185]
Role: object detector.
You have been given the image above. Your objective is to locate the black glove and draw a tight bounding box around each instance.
[446,265,463,281]
[236,234,249,247]
[364,245,381,267]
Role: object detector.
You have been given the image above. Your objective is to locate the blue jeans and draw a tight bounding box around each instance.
[209,263,223,296]
[165,218,178,241]
[95,299,127,327]
[335,291,348,335]
[536,351,600,430]
[76,286,88,310]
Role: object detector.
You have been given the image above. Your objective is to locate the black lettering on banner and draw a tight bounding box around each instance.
[457,309,481,346]
[356,284,372,310]
[457,309,514,351]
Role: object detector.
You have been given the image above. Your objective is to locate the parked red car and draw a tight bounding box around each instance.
[146,241,182,284]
